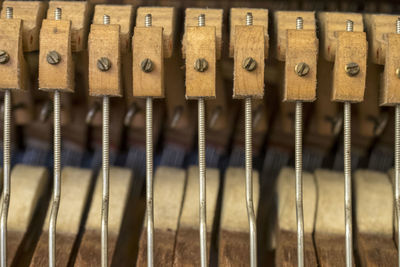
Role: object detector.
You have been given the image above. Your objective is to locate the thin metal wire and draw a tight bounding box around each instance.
[395,18,400,267]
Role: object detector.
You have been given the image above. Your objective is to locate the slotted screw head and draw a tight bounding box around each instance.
[396,68,400,79]
[46,51,61,65]
[294,62,310,77]
[0,50,10,64]
[345,62,360,77]
[242,57,257,71]
[141,58,153,73]
[194,58,208,72]
[97,57,111,72]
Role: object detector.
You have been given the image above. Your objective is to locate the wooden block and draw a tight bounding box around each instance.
[274,11,316,61]
[30,167,92,266]
[0,19,28,91]
[332,31,367,102]
[132,26,164,98]
[284,29,318,102]
[364,14,399,65]
[219,167,259,266]
[173,166,219,266]
[75,167,132,266]
[93,5,133,53]
[39,19,74,92]
[229,8,268,58]
[136,7,176,58]
[354,170,396,267]
[88,24,122,97]
[381,33,400,105]
[47,1,91,52]
[1,1,47,52]
[185,26,216,99]
[137,167,186,266]
[275,167,318,266]
[318,12,364,62]
[233,25,264,98]
[183,8,222,60]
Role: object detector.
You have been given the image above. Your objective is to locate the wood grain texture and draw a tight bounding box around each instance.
[357,234,397,267]
[0,19,28,91]
[132,26,164,98]
[284,29,318,102]
[233,25,264,98]
[1,0,47,52]
[274,11,316,61]
[318,12,364,62]
[39,19,74,92]
[381,33,400,105]
[229,8,268,58]
[136,7,176,58]
[185,26,216,99]
[332,31,367,102]
[88,24,122,97]
[183,8,222,60]
[136,167,186,266]
[93,5,133,53]
[47,1,90,52]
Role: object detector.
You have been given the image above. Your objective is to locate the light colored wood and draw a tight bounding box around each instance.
[0,19,28,91]
[233,25,264,98]
[274,11,316,61]
[318,12,364,62]
[1,1,47,52]
[136,7,176,58]
[381,33,400,105]
[332,31,367,102]
[185,26,216,99]
[284,29,318,102]
[47,1,90,52]
[183,8,223,60]
[93,5,133,54]
[229,8,268,58]
[132,26,164,98]
[88,24,122,97]
[39,19,74,92]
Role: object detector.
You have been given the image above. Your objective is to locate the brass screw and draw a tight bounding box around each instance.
[47,51,61,65]
[242,57,257,71]
[0,50,10,64]
[294,62,310,77]
[396,68,400,79]
[194,58,208,72]
[141,58,153,73]
[97,57,111,72]
[345,62,360,77]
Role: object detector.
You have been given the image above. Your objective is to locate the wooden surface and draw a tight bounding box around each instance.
[30,167,92,267]
[284,29,318,102]
[233,25,264,98]
[229,8,268,58]
[75,167,132,266]
[88,24,122,97]
[173,166,219,266]
[381,33,400,105]
[183,8,222,60]
[0,19,27,91]
[137,167,186,266]
[1,0,47,52]
[39,19,74,92]
[274,11,316,61]
[132,26,164,98]
[218,167,259,266]
[185,26,216,99]
[47,1,91,52]
[332,31,367,102]
[136,7,176,58]
[93,5,133,53]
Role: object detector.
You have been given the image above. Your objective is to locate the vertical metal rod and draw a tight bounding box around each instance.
[101,14,110,267]
[144,14,154,267]
[344,20,353,267]
[49,8,62,267]
[395,18,400,267]
[1,7,12,267]
[295,16,304,267]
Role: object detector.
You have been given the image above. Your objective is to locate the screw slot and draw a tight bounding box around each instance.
[141,58,153,73]
[97,57,111,72]
[194,58,208,72]
[242,57,257,72]
[47,51,61,65]
[345,62,360,77]
[0,50,10,64]
[294,62,310,77]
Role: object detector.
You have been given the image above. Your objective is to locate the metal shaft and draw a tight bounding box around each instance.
[146,97,154,267]
[396,105,400,267]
